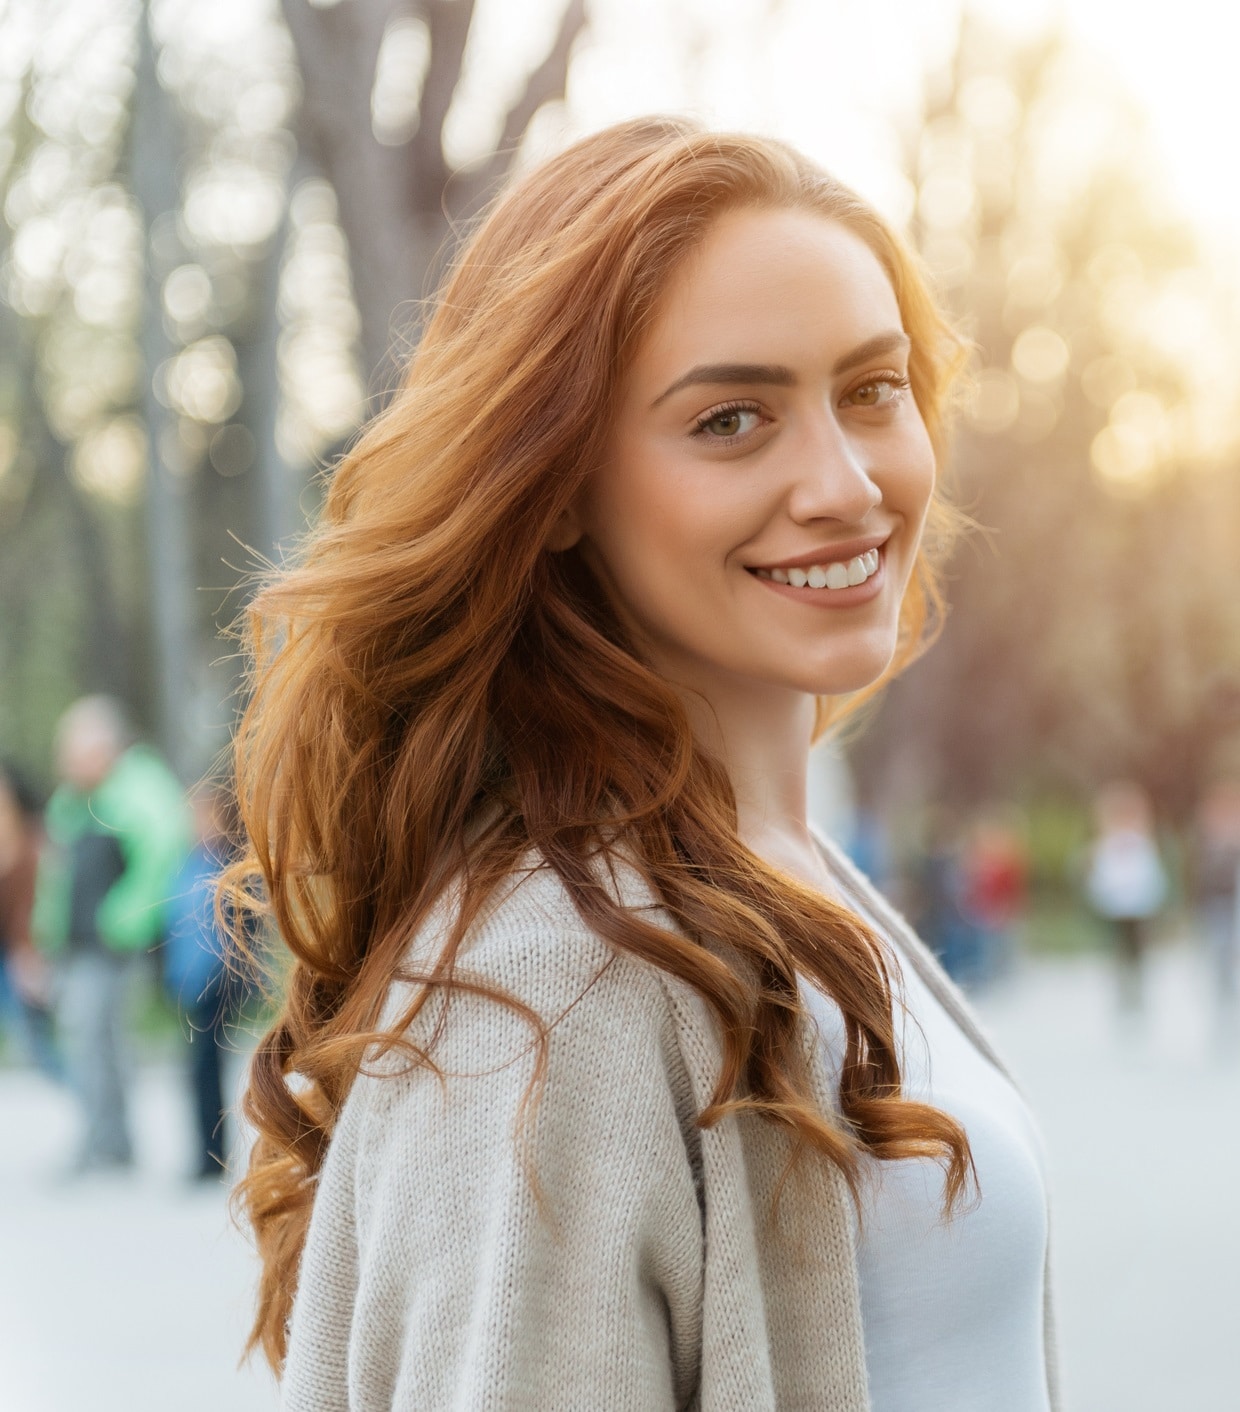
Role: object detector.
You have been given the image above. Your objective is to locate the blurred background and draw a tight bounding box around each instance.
[1,0,1238,1408]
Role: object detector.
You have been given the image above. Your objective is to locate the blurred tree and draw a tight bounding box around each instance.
[852,16,1240,825]
[0,0,588,784]
[5,0,1236,821]
[0,0,145,785]
[131,0,197,779]
[281,0,587,397]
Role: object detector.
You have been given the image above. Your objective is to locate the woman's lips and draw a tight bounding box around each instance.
[747,533,890,574]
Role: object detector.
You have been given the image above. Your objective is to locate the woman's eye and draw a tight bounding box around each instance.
[845,374,909,408]
[695,405,764,440]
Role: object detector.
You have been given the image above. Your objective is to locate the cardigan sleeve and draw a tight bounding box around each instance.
[281,930,706,1412]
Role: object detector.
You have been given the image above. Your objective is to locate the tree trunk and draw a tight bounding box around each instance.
[280,0,587,401]
[130,0,198,781]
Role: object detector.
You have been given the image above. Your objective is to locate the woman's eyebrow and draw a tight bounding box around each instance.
[833,330,910,375]
[650,330,911,409]
[650,362,794,409]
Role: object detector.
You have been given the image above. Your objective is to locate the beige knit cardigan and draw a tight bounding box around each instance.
[281,835,1061,1410]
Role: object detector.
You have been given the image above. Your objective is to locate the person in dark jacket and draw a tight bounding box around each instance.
[163,783,257,1180]
[1191,780,1240,1047]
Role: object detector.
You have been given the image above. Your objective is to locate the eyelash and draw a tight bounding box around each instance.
[691,399,766,446]
[848,371,911,407]
[690,372,911,448]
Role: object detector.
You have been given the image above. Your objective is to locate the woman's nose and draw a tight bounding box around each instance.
[786,416,882,525]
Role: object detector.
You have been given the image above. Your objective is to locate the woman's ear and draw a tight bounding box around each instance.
[545,504,584,552]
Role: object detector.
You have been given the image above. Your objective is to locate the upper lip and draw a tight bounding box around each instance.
[746,532,891,573]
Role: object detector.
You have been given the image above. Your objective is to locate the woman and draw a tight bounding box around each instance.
[229,118,1057,1409]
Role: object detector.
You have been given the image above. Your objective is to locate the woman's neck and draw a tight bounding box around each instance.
[674,677,837,895]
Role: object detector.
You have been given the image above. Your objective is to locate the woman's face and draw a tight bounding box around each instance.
[568,206,936,704]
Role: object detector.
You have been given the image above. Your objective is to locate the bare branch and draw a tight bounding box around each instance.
[413,0,478,210]
[452,0,587,214]
[280,0,396,171]
[280,0,427,394]
[496,0,586,158]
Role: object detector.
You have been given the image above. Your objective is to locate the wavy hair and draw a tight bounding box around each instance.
[226,117,972,1371]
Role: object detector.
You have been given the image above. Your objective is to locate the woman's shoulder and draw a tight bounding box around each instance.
[368,848,702,1080]
[420,844,661,961]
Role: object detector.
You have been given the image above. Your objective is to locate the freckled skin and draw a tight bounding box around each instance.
[564,208,936,711]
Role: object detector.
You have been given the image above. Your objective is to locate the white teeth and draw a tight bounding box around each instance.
[755,546,883,591]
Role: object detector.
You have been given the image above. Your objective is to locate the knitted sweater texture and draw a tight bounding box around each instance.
[281,839,1060,1410]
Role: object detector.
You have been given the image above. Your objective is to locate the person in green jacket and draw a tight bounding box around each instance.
[32,695,191,1173]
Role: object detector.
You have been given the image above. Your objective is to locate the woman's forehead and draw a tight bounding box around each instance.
[627,208,904,395]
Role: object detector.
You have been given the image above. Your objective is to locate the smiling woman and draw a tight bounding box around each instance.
[225,117,1059,1411]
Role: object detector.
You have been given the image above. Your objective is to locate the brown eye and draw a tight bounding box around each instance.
[844,375,908,409]
[695,405,763,440]
[705,410,743,436]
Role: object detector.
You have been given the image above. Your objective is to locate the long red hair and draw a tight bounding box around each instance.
[226,117,971,1372]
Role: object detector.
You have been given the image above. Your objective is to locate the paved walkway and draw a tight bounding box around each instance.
[0,943,1236,1410]
[0,1047,277,1411]
[973,941,1240,1411]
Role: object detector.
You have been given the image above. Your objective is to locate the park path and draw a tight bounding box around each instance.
[1,942,1236,1411]
[0,1045,278,1412]
[975,941,1240,1412]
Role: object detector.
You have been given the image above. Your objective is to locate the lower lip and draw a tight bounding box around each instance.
[746,556,886,608]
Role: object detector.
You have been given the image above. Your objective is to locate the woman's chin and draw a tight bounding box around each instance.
[788,640,897,699]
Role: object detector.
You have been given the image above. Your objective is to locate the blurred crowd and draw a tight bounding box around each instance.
[2,700,1239,1185]
[856,779,1240,1040]
[0,696,258,1182]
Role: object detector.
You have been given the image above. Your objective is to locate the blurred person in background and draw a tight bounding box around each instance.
[959,806,1029,987]
[847,805,894,897]
[1085,780,1168,1015]
[0,761,60,1079]
[1190,779,1240,1048]
[163,781,257,1181]
[32,695,191,1174]
[908,802,977,985]
[229,121,1058,1409]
